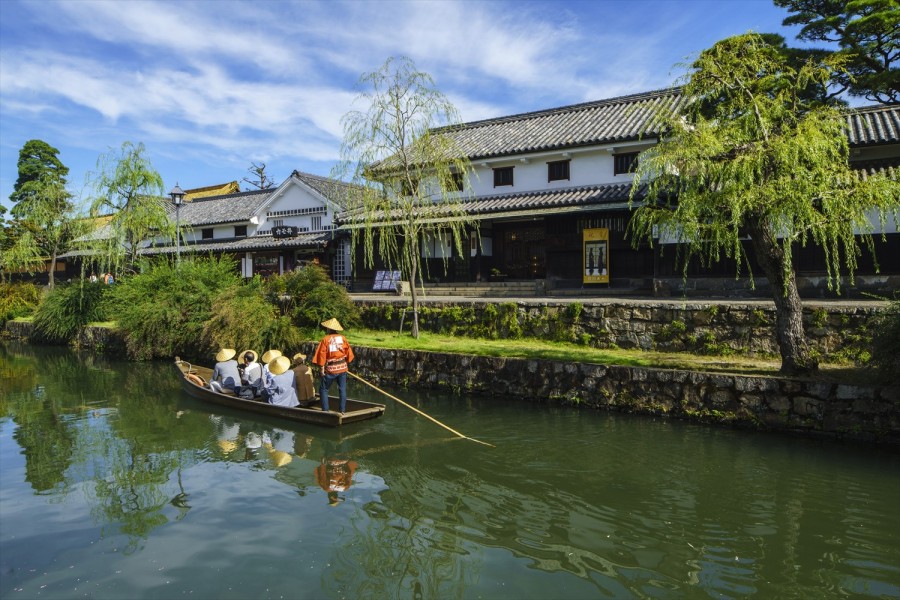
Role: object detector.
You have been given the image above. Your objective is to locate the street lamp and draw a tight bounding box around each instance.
[169,183,185,264]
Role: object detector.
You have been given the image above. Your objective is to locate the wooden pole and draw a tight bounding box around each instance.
[348,371,495,448]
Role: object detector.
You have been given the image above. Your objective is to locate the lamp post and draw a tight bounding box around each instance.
[169,183,185,264]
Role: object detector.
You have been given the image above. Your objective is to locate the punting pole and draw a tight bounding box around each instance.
[348,371,495,448]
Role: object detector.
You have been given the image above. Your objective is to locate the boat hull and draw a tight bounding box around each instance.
[174,358,385,427]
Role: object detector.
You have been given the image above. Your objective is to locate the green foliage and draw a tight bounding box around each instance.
[336,56,478,337]
[0,282,43,324]
[105,256,240,360]
[259,316,307,353]
[201,277,279,352]
[265,264,360,329]
[87,141,173,273]
[32,282,107,343]
[629,33,899,374]
[9,140,69,212]
[775,0,900,104]
[810,307,829,328]
[656,319,687,342]
[869,298,900,382]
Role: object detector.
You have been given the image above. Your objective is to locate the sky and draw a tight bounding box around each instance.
[0,0,848,213]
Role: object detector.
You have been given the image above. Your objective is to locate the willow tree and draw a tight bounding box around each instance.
[337,56,476,338]
[88,142,173,274]
[629,33,899,375]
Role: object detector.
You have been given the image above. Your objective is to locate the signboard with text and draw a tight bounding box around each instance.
[272,226,299,239]
[583,228,609,284]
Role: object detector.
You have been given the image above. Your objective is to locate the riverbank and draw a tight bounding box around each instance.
[5,319,898,446]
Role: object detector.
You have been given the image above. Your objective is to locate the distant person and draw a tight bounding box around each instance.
[211,348,240,393]
[264,355,299,408]
[312,318,355,413]
[315,455,358,506]
[89,273,98,283]
[291,352,316,404]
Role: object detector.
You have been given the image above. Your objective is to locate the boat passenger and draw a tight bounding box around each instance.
[312,318,355,414]
[239,349,262,394]
[264,355,299,408]
[211,348,241,392]
[291,352,316,404]
[258,349,282,400]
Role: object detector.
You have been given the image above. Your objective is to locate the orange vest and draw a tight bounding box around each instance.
[313,334,355,374]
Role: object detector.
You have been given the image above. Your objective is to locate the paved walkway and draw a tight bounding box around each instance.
[350,292,888,308]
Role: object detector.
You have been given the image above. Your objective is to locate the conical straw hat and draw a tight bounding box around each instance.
[240,349,258,363]
[215,348,236,362]
[261,349,282,363]
[321,318,343,331]
[292,352,307,364]
[269,355,291,375]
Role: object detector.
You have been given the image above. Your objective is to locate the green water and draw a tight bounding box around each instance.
[1,342,898,600]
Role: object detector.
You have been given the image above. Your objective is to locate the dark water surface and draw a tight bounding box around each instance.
[1,342,899,600]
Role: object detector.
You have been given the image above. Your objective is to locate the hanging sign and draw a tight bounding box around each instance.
[272,226,299,238]
[583,228,609,284]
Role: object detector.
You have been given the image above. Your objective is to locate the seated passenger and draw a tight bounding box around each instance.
[239,350,262,394]
[211,348,241,393]
[259,349,282,401]
[291,352,316,404]
[264,355,299,408]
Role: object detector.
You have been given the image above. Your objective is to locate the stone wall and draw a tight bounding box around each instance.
[357,299,881,359]
[350,346,900,446]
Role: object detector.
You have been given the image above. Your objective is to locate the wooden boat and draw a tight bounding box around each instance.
[174,357,386,427]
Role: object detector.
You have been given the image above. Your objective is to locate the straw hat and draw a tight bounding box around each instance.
[321,318,343,331]
[215,348,236,362]
[245,432,262,449]
[217,439,238,453]
[269,450,293,467]
[269,355,291,376]
[292,352,307,364]
[261,349,282,363]
[240,349,258,363]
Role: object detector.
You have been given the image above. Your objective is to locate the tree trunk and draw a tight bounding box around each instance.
[407,240,420,339]
[746,219,817,375]
[48,252,57,290]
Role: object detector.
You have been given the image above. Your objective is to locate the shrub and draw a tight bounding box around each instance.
[267,264,360,329]
[0,282,42,324]
[32,282,107,343]
[201,277,281,353]
[106,256,241,360]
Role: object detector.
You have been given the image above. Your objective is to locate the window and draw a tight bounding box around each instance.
[234,225,247,237]
[272,219,284,228]
[548,159,570,182]
[614,152,639,175]
[202,228,213,240]
[311,216,322,231]
[445,171,464,192]
[493,166,514,187]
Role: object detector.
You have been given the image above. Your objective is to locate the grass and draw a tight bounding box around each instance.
[349,328,870,382]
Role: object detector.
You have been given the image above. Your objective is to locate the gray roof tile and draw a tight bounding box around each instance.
[845,104,900,146]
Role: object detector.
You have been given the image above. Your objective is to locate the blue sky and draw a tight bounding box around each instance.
[0,0,841,213]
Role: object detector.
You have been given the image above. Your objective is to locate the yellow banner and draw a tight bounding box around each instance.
[583,228,609,284]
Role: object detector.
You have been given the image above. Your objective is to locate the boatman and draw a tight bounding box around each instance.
[312,318,355,413]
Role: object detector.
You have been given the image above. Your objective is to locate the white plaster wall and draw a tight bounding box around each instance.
[258,183,333,232]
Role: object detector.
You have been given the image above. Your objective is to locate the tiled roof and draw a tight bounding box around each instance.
[184,181,241,200]
[171,189,270,226]
[852,157,899,180]
[437,88,685,160]
[845,104,899,146]
[291,170,363,209]
[140,231,336,255]
[339,181,645,224]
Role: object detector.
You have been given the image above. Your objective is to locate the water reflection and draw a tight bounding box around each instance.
[2,342,900,600]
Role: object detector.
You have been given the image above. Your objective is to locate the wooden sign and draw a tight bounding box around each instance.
[272,226,299,239]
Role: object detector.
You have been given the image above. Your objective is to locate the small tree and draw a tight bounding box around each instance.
[243,162,277,190]
[629,33,899,375]
[88,142,174,274]
[775,0,900,104]
[337,56,477,337]
[6,140,83,289]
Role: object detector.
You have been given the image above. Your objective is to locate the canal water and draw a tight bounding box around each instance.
[1,342,898,600]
